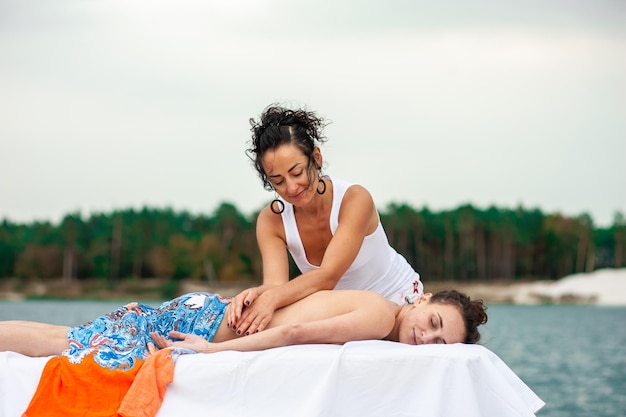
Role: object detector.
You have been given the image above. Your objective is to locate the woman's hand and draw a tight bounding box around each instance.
[233,292,277,336]
[150,331,210,353]
[146,341,161,358]
[228,287,260,330]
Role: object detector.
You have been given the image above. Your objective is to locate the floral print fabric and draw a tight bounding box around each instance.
[65,292,229,370]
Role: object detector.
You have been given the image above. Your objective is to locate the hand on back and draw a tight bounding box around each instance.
[230,291,276,336]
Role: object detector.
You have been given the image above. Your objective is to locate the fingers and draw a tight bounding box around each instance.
[232,292,274,336]
[228,289,258,331]
[234,318,251,336]
[168,330,186,339]
[234,305,257,335]
[149,331,173,349]
[255,316,271,334]
[238,318,266,336]
[243,292,255,307]
[228,292,247,329]
[150,332,165,348]
[235,311,271,336]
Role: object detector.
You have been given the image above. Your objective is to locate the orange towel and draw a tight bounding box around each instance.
[118,349,175,417]
[22,349,176,417]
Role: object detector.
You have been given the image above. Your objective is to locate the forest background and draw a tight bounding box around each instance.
[1,202,624,301]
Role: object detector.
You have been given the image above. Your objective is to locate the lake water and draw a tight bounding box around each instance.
[1,300,624,417]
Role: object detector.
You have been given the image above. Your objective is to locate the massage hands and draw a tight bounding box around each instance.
[228,287,277,336]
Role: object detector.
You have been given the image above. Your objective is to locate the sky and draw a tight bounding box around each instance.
[1,0,625,227]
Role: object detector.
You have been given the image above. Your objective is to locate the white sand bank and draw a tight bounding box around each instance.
[507,268,626,305]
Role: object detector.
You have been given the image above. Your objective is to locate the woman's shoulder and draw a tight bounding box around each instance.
[313,289,389,305]
[256,203,287,240]
[324,290,398,323]
[343,183,372,199]
[339,184,376,215]
[257,203,284,224]
[328,176,371,198]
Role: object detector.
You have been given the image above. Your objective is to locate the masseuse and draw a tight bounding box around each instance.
[229,104,424,336]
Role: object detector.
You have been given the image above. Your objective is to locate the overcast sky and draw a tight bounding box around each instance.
[1,0,624,227]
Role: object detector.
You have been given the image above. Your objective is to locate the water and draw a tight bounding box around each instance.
[1,301,625,417]
[482,305,626,417]
[0,299,154,326]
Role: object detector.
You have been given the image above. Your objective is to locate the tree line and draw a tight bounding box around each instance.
[1,203,624,287]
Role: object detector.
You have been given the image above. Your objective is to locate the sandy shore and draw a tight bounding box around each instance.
[1,269,625,305]
[508,268,626,305]
[426,268,626,306]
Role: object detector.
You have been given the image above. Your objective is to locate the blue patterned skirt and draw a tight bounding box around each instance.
[65,292,230,369]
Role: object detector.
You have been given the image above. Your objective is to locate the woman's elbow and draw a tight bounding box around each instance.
[319,280,337,291]
[283,324,314,345]
[317,273,342,290]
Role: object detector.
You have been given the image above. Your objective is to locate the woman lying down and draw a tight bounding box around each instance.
[0,289,487,358]
[1,289,487,417]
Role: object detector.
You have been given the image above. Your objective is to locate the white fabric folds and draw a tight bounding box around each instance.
[0,341,544,417]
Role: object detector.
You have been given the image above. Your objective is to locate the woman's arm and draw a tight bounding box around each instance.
[233,186,378,335]
[226,205,289,328]
[152,297,395,353]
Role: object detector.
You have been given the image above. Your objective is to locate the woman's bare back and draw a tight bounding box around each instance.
[213,290,397,343]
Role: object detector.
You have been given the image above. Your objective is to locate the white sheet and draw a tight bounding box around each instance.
[0,341,544,417]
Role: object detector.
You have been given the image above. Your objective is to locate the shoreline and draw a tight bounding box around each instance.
[2,268,625,306]
[427,268,626,306]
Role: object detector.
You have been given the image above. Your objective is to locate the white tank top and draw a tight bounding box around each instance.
[279,176,423,304]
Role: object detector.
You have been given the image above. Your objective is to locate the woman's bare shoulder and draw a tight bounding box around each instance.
[308,290,394,311]
[338,186,378,232]
[256,204,286,238]
[272,290,394,326]
[343,184,373,202]
[257,204,278,223]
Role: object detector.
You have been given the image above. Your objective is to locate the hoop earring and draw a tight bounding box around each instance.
[317,178,326,195]
[270,198,285,214]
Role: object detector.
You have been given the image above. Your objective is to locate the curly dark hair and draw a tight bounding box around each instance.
[429,289,488,344]
[247,104,329,191]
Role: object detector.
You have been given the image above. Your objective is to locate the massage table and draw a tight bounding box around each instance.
[0,341,544,417]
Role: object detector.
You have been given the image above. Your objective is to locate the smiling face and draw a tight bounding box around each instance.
[262,143,321,207]
[398,293,466,345]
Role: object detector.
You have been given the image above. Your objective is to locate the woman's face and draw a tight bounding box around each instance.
[262,143,320,207]
[399,294,466,345]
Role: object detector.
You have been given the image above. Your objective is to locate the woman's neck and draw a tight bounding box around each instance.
[294,180,332,218]
[384,304,411,342]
